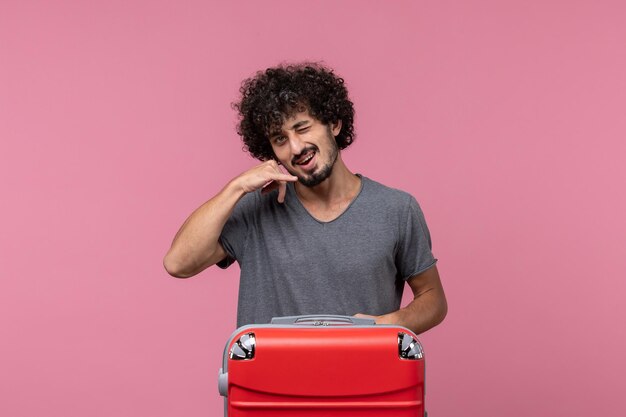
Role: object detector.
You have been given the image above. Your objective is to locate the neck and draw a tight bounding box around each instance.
[294,154,360,204]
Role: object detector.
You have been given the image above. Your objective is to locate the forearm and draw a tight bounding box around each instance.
[382,287,448,334]
[164,161,297,278]
[163,179,245,278]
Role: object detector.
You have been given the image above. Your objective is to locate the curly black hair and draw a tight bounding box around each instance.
[233,62,355,161]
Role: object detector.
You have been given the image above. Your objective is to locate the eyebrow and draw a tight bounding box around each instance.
[290,120,310,130]
[268,119,311,139]
[268,127,282,138]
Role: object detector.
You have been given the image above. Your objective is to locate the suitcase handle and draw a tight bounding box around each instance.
[270,314,376,326]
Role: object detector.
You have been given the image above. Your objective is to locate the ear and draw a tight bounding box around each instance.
[331,119,342,137]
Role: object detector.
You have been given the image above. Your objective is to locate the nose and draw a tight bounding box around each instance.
[288,133,305,156]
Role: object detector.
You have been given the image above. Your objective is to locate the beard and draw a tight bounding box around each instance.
[289,128,339,187]
[298,157,336,187]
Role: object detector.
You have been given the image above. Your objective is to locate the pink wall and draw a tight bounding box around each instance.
[1,1,625,416]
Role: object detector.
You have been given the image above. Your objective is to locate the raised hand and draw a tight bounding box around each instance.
[234,160,298,203]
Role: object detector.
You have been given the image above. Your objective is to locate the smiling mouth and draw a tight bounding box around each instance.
[294,149,316,166]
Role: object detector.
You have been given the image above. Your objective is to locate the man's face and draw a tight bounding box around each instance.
[269,110,342,187]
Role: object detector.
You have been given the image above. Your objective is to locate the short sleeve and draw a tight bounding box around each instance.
[217,191,258,269]
[395,196,437,280]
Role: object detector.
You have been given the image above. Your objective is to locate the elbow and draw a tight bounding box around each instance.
[434,292,448,326]
[163,252,194,278]
[438,297,448,325]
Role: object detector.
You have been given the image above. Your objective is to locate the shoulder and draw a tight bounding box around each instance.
[234,186,295,220]
[358,176,430,226]
[235,189,261,211]
[360,176,416,208]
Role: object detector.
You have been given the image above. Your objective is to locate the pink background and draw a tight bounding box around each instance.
[1,1,625,416]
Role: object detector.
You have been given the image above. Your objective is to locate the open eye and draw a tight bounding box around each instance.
[272,135,287,145]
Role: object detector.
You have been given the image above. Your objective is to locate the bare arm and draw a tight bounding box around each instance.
[163,161,297,278]
[355,265,448,334]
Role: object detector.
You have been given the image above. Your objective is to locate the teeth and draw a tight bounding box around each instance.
[299,152,314,164]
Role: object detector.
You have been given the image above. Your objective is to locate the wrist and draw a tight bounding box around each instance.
[224,176,248,198]
[386,309,408,327]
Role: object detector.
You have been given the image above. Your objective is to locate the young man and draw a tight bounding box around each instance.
[164,63,447,334]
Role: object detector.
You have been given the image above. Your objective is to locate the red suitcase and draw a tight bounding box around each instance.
[218,315,426,416]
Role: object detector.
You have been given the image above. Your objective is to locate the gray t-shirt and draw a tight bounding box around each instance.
[218,175,437,327]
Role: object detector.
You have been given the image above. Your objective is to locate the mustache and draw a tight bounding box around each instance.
[291,146,318,165]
